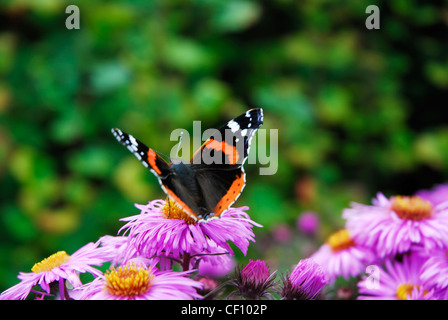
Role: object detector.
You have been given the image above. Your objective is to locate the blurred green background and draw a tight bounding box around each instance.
[1,0,448,291]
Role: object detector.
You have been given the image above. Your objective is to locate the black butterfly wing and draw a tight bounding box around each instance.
[112,128,170,174]
[112,108,263,221]
[191,165,245,219]
[190,108,264,166]
[188,108,263,218]
[112,128,206,220]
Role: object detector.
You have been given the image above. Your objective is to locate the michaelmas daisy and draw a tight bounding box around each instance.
[357,254,438,300]
[310,229,376,284]
[0,242,110,300]
[281,258,328,300]
[119,199,261,263]
[78,261,202,300]
[420,248,448,299]
[416,183,448,206]
[344,193,448,257]
[229,259,278,300]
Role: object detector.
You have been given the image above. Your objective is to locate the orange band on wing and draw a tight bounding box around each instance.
[147,149,162,175]
[213,173,245,217]
[205,139,240,165]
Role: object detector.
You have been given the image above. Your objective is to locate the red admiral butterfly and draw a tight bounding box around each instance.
[112,108,263,221]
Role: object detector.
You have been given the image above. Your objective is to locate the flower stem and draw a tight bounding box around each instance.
[182,253,191,271]
[58,278,70,300]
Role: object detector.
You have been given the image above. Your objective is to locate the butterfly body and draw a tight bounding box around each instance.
[112,108,263,221]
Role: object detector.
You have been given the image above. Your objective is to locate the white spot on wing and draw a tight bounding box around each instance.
[227,120,240,133]
[129,135,138,146]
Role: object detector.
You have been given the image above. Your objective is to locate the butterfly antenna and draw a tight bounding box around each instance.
[154,150,170,160]
[154,131,184,162]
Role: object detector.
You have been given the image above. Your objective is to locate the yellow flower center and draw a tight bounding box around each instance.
[31,251,71,274]
[162,199,197,225]
[391,196,433,221]
[104,264,155,298]
[396,283,428,300]
[326,229,355,252]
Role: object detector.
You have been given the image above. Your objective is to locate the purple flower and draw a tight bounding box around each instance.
[310,229,376,284]
[196,277,220,299]
[78,261,202,300]
[119,199,262,262]
[416,183,448,206]
[241,260,271,286]
[195,253,235,278]
[420,249,448,299]
[97,235,139,265]
[281,258,328,300]
[272,224,291,243]
[358,254,437,300]
[296,211,320,236]
[0,242,110,300]
[344,193,448,258]
[229,259,278,300]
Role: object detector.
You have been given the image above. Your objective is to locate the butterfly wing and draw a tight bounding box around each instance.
[111,128,204,220]
[191,165,246,219]
[111,128,171,178]
[112,107,263,221]
[190,108,263,167]
[189,108,263,218]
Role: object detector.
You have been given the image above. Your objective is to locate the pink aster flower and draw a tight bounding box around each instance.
[272,223,291,243]
[358,254,438,300]
[0,242,110,300]
[195,253,235,278]
[310,229,376,284]
[281,258,328,300]
[157,237,236,275]
[344,193,448,258]
[296,211,320,236]
[97,235,141,266]
[229,259,278,300]
[196,277,220,299]
[416,183,448,206]
[119,199,262,263]
[420,249,448,299]
[78,261,202,300]
[241,260,271,286]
